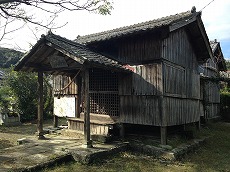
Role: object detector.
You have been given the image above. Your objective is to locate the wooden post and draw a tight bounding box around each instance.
[160,95,167,145]
[83,67,92,148]
[196,121,201,131]
[119,123,125,140]
[53,115,58,128]
[37,71,45,139]
[161,126,167,145]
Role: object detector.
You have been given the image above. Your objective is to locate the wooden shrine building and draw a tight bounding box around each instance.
[200,40,227,120]
[15,8,214,145]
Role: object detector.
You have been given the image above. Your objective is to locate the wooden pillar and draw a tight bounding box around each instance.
[53,115,58,128]
[119,123,125,140]
[196,120,201,131]
[83,67,92,148]
[161,126,167,145]
[160,95,167,145]
[37,71,45,139]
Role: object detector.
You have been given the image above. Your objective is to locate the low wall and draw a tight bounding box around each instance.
[0,113,21,126]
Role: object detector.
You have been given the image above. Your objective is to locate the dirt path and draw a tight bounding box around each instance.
[0,119,66,149]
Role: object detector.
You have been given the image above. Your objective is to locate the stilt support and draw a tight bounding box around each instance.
[196,120,201,131]
[119,123,125,140]
[160,126,167,145]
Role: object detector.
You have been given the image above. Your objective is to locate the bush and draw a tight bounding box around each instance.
[220,86,230,121]
[0,68,53,122]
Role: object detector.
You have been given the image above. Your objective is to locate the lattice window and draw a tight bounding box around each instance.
[89,69,119,116]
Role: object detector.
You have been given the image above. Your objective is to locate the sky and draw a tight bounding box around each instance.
[0,0,230,60]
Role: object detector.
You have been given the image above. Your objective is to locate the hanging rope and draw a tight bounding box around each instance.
[54,66,83,93]
[199,0,215,12]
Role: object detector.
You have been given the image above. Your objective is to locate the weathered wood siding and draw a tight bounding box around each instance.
[120,95,161,126]
[204,104,219,119]
[119,28,201,126]
[119,63,163,96]
[68,119,109,135]
[53,75,78,95]
[164,97,200,125]
[161,29,200,125]
[119,63,163,125]
[201,66,220,119]
[118,35,162,64]
[162,29,198,69]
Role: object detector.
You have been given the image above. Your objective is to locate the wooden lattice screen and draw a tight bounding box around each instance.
[89,68,119,116]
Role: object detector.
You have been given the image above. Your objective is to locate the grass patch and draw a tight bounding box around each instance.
[42,121,230,172]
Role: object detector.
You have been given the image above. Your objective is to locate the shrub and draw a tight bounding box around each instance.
[0,68,53,122]
[220,86,230,121]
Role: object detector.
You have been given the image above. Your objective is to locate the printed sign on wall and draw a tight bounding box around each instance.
[54,97,75,117]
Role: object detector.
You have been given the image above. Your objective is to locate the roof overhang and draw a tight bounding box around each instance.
[211,41,227,71]
[76,11,213,63]
[14,33,131,75]
[181,13,213,63]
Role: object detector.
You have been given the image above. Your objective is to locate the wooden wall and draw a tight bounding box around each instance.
[200,66,220,119]
[118,34,162,64]
[164,97,200,125]
[119,64,163,96]
[53,75,78,96]
[119,64,163,126]
[120,95,161,126]
[119,28,201,126]
[161,28,200,125]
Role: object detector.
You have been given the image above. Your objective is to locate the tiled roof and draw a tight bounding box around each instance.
[45,32,129,71]
[209,40,227,71]
[76,10,198,44]
[15,32,130,72]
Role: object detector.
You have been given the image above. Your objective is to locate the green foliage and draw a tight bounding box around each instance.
[225,60,230,70]
[0,80,19,117]
[0,68,53,122]
[220,84,230,121]
[0,47,24,68]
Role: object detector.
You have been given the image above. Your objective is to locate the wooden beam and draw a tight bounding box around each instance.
[196,16,213,60]
[37,71,45,139]
[169,15,197,32]
[46,42,85,65]
[83,66,92,148]
[25,62,81,72]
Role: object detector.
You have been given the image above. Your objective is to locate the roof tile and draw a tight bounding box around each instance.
[76,11,197,44]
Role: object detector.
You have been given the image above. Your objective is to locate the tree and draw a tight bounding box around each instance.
[226,60,230,70]
[0,47,24,68]
[0,68,53,122]
[0,0,113,41]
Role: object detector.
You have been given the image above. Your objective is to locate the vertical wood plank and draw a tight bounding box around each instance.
[76,77,81,118]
